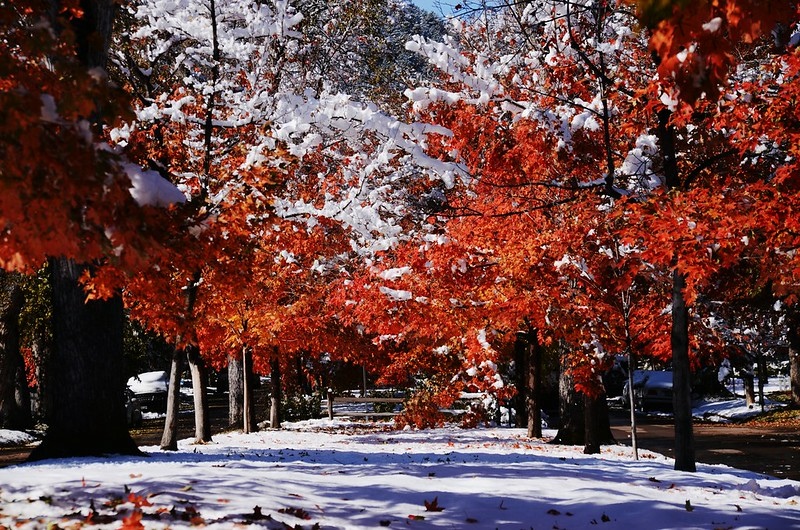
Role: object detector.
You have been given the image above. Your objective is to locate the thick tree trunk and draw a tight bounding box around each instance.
[671,270,696,472]
[788,308,800,407]
[551,352,584,444]
[160,347,185,450]
[29,258,139,460]
[28,0,136,461]
[0,276,31,429]
[790,349,800,407]
[269,357,282,429]
[583,389,615,454]
[228,354,244,429]
[583,393,602,454]
[188,346,211,443]
[526,330,543,439]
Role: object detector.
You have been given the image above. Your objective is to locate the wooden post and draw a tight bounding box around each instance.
[327,389,334,420]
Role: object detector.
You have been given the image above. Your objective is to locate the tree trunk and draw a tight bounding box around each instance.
[269,357,282,429]
[243,346,254,433]
[14,355,32,428]
[742,371,755,408]
[756,355,767,412]
[31,337,51,423]
[671,270,696,472]
[627,349,639,459]
[228,353,244,429]
[0,275,31,429]
[513,333,527,427]
[526,330,543,438]
[188,346,211,443]
[550,351,584,444]
[160,347,185,450]
[787,318,800,407]
[229,348,255,432]
[583,393,602,454]
[788,308,800,407]
[581,388,616,455]
[29,258,139,460]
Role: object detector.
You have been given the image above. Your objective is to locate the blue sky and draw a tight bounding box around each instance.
[411,0,444,14]
[411,0,435,10]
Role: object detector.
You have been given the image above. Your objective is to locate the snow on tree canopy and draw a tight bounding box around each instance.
[123,163,187,207]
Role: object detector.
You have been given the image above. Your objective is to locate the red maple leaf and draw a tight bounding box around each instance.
[424,497,444,512]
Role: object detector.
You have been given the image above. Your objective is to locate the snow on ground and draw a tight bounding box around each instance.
[0,377,798,529]
[0,422,798,529]
[693,375,790,422]
[693,397,782,422]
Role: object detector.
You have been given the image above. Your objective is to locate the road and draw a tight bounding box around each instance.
[2,404,798,481]
[609,411,800,480]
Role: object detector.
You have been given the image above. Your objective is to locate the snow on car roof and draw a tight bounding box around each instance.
[127,370,168,393]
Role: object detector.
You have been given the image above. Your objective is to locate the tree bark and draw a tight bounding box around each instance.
[228,353,244,429]
[31,337,52,423]
[160,347,185,450]
[788,308,800,407]
[671,270,696,472]
[243,346,254,433]
[757,355,767,412]
[742,370,755,407]
[269,357,282,429]
[0,274,31,429]
[627,349,639,459]
[29,258,139,460]
[188,346,211,443]
[526,330,543,439]
[513,333,527,427]
[583,394,600,455]
[550,351,584,444]
[228,347,255,432]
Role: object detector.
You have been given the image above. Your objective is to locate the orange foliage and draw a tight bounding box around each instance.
[0,0,176,281]
[634,0,797,103]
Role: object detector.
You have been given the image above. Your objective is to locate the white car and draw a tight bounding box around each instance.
[127,371,169,413]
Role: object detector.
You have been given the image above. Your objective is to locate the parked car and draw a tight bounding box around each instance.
[127,371,168,413]
[623,370,673,412]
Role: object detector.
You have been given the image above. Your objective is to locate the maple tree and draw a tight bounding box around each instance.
[1,0,186,459]
[372,0,660,446]
[734,45,800,405]
[381,0,800,467]
[4,0,797,468]
[112,0,461,440]
[621,0,799,468]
